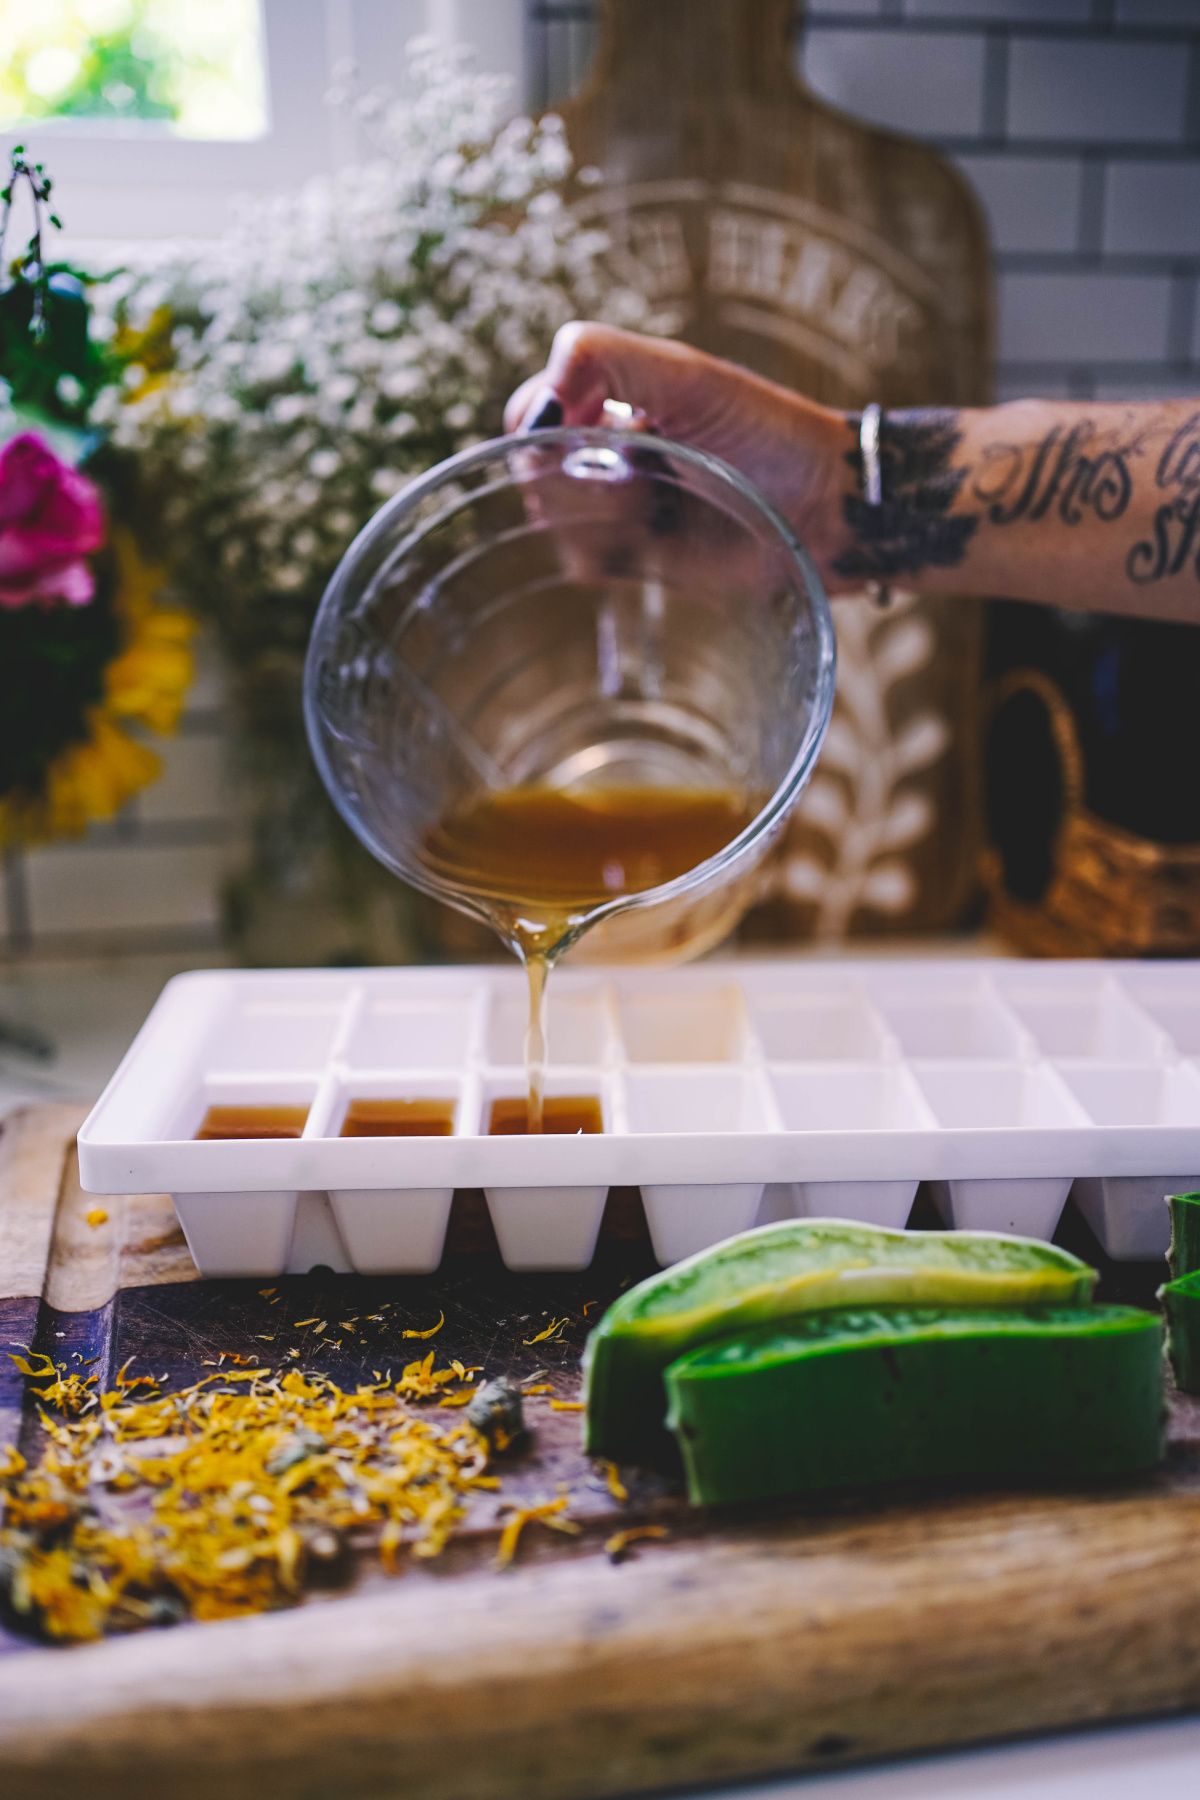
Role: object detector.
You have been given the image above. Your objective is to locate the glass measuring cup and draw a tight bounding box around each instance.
[303,426,836,967]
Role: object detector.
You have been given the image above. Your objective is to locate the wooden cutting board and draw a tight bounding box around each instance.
[2,1102,1200,1800]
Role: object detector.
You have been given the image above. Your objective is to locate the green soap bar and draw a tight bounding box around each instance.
[664,1305,1165,1507]
[1167,1192,1200,1281]
[1160,1269,1200,1393]
[583,1220,1098,1469]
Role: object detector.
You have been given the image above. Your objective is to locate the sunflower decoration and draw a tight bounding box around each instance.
[0,148,193,851]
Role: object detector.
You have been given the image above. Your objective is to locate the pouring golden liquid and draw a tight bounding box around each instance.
[423,785,757,1131]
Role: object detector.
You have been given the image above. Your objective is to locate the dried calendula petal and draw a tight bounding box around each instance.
[601,1460,629,1504]
[402,1311,444,1340]
[494,1493,577,1570]
[605,1525,667,1564]
[524,1318,567,1345]
[0,1352,504,1643]
[85,1208,108,1229]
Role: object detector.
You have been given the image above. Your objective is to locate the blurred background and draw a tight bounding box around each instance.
[1,0,1198,1107]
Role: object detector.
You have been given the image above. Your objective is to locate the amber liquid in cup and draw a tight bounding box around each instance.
[339,1099,456,1137]
[424,784,754,1132]
[195,1105,309,1140]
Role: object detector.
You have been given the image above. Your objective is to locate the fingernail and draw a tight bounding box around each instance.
[522,388,564,431]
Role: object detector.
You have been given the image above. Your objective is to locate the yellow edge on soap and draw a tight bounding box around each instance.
[631,1262,1091,1343]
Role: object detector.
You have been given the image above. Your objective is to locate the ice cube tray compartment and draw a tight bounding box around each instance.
[995,972,1169,1062]
[77,959,1200,1275]
[870,974,1032,1061]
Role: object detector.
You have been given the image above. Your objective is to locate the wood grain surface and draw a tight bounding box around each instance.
[558,0,992,944]
[3,1104,1200,1800]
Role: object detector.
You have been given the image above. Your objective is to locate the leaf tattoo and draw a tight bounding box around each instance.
[832,409,978,583]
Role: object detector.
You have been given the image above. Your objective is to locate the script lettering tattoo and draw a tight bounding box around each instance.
[972,421,1136,528]
[1127,412,1200,585]
[832,409,978,582]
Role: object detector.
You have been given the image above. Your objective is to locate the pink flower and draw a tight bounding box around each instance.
[0,432,105,609]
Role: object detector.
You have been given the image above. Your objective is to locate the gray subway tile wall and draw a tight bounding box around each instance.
[1105,159,1200,254]
[1006,38,1189,142]
[908,1,1092,19]
[3,635,235,958]
[22,842,227,941]
[6,2,1200,961]
[954,156,1083,252]
[998,270,1175,361]
[801,29,988,135]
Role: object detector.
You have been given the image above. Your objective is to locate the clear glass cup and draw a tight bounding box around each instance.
[304,426,836,965]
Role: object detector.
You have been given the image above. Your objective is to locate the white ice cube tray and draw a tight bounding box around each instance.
[77,959,1200,1277]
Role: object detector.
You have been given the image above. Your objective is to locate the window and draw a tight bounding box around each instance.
[0,2,528,244]
[0,0,267,140]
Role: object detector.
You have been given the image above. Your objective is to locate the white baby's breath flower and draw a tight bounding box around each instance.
[370,300,403,334]
[91,33,653,903]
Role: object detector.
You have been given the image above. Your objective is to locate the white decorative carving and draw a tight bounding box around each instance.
[774,589,950,939]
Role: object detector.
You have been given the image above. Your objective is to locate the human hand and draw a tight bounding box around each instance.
[505,322,850,584]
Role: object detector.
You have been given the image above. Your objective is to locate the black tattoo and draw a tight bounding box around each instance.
[832,409,978,582]
[972,421,1137,527]
[1127,412,1200,585]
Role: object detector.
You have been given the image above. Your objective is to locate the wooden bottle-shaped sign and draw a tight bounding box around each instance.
[558,0,993,938]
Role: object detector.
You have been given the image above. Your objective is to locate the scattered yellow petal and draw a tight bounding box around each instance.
[549,1399,585,1412]
[523,1318,568,1345]
[1,1350,499,1640]
[495,1493,576,1570]
[605,1525,667,1562]
[402,1312,444,1340]
[380,1518,402,1576]
[523,1384,553,1396]
[85,1208,108,1229]
[601,1460,628,1503]
[293,1319,319,1328]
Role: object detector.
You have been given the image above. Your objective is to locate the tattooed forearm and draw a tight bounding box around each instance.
[1127,412,1200,585]
[971,421,1138,527]
[831,408,978,582]
[829,401,1200,601]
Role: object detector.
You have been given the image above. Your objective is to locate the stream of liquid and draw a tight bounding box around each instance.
[422,784,756,1131]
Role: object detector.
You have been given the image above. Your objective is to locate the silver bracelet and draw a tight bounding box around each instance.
[860,402,884,506]
[859,402,891,608]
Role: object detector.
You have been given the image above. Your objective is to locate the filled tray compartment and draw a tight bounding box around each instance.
[77,958,1200,1275]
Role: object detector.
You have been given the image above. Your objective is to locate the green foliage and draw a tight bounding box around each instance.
[0,149,118,424]
[40,27,174,124]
